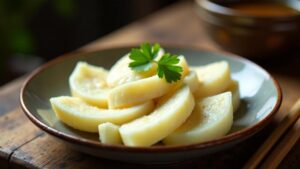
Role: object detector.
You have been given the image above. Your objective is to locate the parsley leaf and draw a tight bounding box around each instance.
[157,53,183,83]
[129,43,160,72]
[129,43,183,83]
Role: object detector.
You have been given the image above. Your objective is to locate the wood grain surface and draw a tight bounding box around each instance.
[0,1,300,169]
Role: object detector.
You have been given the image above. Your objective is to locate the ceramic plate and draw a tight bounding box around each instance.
[21,46,282,164]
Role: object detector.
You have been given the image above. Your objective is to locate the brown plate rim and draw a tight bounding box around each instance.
[20,43,282,153]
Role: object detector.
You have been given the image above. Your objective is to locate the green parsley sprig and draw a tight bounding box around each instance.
[129,43,183,83]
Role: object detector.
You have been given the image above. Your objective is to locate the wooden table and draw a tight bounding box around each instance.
[1,1,300,168]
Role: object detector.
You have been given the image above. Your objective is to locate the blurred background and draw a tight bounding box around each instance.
[0,0,182,85]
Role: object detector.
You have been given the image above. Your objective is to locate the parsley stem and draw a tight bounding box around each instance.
[152,60,158,64]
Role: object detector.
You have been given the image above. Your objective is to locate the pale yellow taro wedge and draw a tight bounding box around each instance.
[108,56,189,109]
[98,122,122,145]
[107,49,164,88]
[192,61,231,98]
[227,80,240,113]
[50,96,154,133]
[119,85,195,147]
[69,62,109,108]
[163,92,233,145]
[184,71,201,96]
[153,70,200,104]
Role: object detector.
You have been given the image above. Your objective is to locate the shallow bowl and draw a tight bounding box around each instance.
[20,45,282,164]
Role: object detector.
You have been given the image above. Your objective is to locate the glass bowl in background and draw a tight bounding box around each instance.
[195,0,300,59]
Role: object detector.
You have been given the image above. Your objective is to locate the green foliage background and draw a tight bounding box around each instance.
[0,0,74,82]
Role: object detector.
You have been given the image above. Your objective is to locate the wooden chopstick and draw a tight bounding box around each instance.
[243,99,300,169]
[259,117,300,169]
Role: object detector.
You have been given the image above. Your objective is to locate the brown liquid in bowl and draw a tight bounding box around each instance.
[229,3,299,17]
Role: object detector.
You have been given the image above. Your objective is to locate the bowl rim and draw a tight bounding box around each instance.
[195,0,300,20]
[20,44,282,153]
